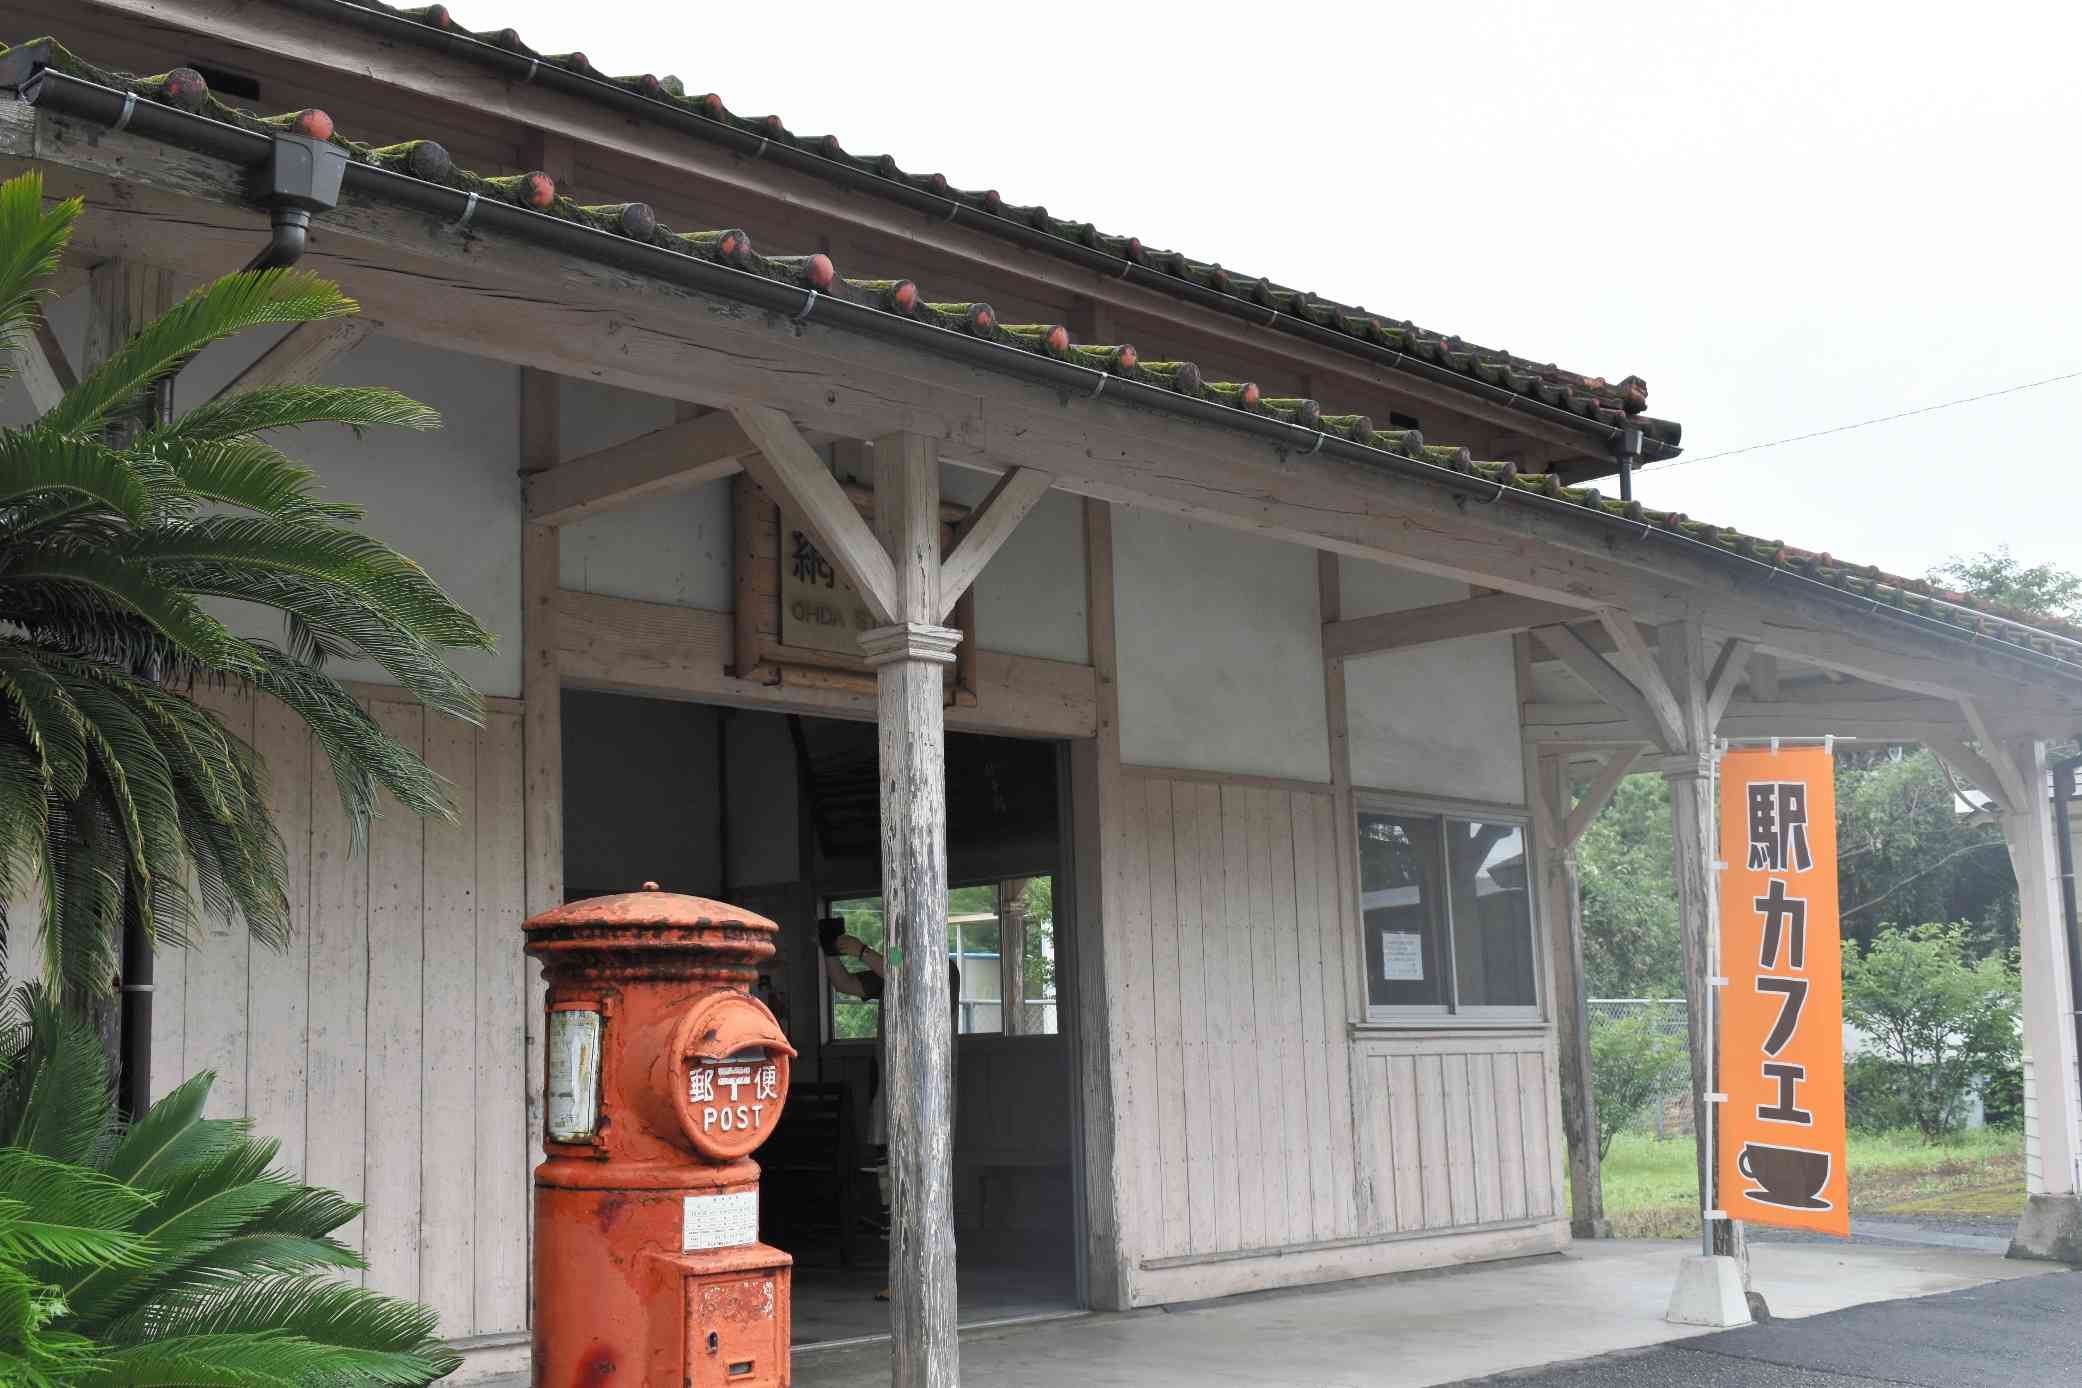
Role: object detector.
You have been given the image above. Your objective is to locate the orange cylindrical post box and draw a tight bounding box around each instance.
[525,885,796,1387]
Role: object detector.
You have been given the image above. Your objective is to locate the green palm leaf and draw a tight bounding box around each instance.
[41,269,355,439]
[151,383,440,449]
[0,431,148,524]
[0,172,78,384]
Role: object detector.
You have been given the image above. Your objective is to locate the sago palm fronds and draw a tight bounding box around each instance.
[0,988,459,1386]
[0,168,494,997]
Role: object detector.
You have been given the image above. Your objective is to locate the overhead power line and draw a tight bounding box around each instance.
[1644,368,2082,471]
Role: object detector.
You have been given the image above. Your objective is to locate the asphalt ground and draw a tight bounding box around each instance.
[1441,1269,2082,1387]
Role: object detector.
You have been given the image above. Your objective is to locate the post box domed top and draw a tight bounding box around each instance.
[523,885,779,966]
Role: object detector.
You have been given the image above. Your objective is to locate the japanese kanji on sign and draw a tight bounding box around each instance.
[1716,744,1850,1237]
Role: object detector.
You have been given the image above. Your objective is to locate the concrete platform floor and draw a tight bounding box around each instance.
[782,1239,2059,1388]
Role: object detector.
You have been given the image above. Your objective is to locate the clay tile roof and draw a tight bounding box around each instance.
[271,1,1682,452]
[13,36,2082,675]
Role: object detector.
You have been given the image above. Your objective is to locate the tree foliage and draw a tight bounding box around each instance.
[1842,924,2020,1138]
[1574,774,1682,998]
[1588,1004,1688,1158]
[0,988,459,1385]
[1927,546,2082,623]
[0,171,492,1002]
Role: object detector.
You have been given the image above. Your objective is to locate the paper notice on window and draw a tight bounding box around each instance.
[682,1190,760,1251]
[1381,931,1425,982]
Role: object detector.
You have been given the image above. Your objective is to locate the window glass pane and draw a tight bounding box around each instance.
[828,895,885,1040]
[1020,876,1060,1035]
[1358,813,1448,1008]
[1446,820,1537,1008]
[825,886,1013,1038]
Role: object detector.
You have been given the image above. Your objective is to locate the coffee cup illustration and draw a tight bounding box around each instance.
[1738,1141,1833,1210]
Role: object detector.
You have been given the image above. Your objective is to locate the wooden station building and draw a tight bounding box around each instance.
[5,4,2082,1381]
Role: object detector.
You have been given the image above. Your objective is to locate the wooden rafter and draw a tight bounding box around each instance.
[1597,609,1688,750]
[1748,650,1781,701]
[1561,747,1645,849]
[730,405,898,624]
[11,310,74,413]
[214,317,369,400]
[1959,700,2033,810]
[1704,638,1756,731]
[526,410,761,526]
[1924,735,2014,813]
[1536,622,1685,753]
[937,466,1053,620]
[1323,591,1579,659]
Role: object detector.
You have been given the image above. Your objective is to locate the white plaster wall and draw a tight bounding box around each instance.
[87,314,527,699]
[942,465,1087,666]
[1112,509,1329,783]
[1339,557,1524,806]
[557,380,733,612]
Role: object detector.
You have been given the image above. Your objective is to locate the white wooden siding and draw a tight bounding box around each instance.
[1353,1034,1562,1236]
[1115,772,1360,1263]
[150,684,529,1342]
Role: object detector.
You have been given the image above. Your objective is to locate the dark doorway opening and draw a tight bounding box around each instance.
[562,692,1081,1345]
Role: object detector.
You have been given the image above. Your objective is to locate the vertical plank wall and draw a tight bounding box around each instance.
[1113,770,1565,1274]
[1353,1036,1562,1236]
[153,683,529,1343]
[1113,772,1360,1262]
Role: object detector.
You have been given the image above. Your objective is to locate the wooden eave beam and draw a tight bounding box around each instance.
[213,316,369,400]
[1324,591,1581,659]
[66,0,1601,464]
[936,466,1053,620]
[20,110,2077,720]
[730,404,898,623]
[526,410,761,526]
[1523,695,1974,746]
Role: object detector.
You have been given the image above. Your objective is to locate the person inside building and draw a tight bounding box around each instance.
[820,916,961,1302]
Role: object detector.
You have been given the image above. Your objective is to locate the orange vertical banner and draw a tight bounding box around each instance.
[1716,745,1849,1236]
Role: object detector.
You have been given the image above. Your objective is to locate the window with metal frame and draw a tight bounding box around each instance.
[1356,799,1539,1019]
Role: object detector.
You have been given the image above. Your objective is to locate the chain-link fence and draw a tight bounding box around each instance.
[1589,998,1692,1139]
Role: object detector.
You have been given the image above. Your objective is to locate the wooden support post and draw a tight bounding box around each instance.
[1995,736,2082,1262]
[519,368,563,1320]
[1656,619,1747,1277]
[1071,498,1130,1311]
[1000,879,1030,1037]
[1537,745,1641,1240]
[860,430,961,1388]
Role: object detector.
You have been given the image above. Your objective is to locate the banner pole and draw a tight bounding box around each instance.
[1702,739,1722,1258]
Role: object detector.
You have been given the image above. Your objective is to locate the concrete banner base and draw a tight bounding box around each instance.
[1665,1254,1753,1328]
[2008,1193,2082,1266]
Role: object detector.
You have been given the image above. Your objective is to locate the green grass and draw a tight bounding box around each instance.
[1590,1127,2024,1239]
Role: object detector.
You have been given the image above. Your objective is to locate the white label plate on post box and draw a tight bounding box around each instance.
[545,1009,602,1142]
[682,1191,759,1251]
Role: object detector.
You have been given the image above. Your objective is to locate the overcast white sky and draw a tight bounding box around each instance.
[487,0,2080,582]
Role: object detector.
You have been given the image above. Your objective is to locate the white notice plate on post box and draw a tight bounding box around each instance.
[546,1009,602,1142]
[682,1191,759,1251]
